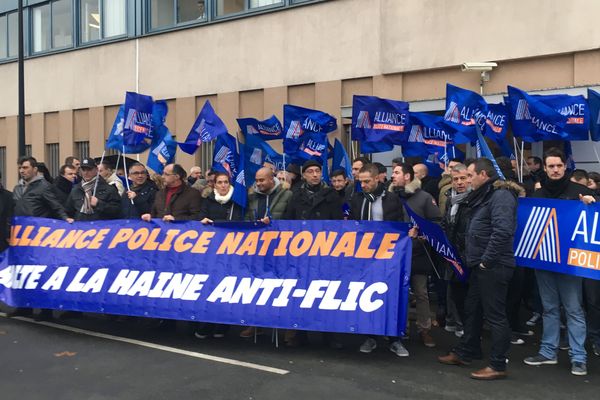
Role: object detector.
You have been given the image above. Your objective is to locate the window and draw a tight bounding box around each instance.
[8,12,18,58]
[75,141,89,161]
[80,0,126,43]
[46,143,60,178]
[149,0,206,31]
[32,0,73,53]
[216,0,281,17]
[0,15,7,59]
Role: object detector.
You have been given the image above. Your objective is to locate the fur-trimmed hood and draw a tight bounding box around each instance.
[388,177,422,195]
[493,179,526,198]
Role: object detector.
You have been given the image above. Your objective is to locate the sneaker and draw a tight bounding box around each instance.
[420,330,436,348]
[194,331,209,340]
[524,354,558,366]
[571,362,587,376]
[444,324,457,333]
[526,312,541,327]
[513,329,534,337]
[593,343,600,357]
[511,335,525,345]
[455,330,464,338]
[389,340,409,357]
[359,338,377,353]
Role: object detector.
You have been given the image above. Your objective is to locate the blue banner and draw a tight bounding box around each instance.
[443,84,488,144]
[588,89,600,142]
[530,93,589,141]
[351,95,410,144]
[179,100,228,155]
[404,205,467,282]
[0,218,412,336]
[507,86,568,142]
[237,116,283,141]
[515,198,600,280]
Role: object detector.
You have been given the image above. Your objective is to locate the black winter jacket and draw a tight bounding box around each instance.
[532,175,597,200]
[121,180,159,218]
[52,175,74,205]
[65,177,122,221]
[13,176,69,220]
[0,188,14,252]
[349,184,404,222]
[283,183,344,220]
[199,191,244,222]
[464,179,519,268]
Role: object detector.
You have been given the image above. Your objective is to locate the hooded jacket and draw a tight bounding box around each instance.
[464,179,520,268]
[246,180,292,220]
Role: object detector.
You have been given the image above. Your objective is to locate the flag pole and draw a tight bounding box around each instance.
[519,140,525,184]
[122,145,134,204]
[513,137,520,182]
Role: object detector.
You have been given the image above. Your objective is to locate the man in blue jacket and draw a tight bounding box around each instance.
[439,158,518,380]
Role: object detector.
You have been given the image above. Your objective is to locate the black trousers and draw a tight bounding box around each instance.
[584,278,600,347]
[454,264,514,371]
[449,281,469,327]
[506,267,526,332]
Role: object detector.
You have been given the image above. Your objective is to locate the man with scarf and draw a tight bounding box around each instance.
[523,148,596,377]
[121,162,158,218]
[350,164,407,356]
[65,158,121,221]
[390,162,442,350]
[440,163,472,337]
[282,159,344,347]
[9,157,72,320]
[438,158,518,380]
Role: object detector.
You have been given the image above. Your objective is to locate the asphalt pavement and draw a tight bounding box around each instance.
[0,312,598,400]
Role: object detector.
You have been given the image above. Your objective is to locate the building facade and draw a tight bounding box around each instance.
[1,0,600,187]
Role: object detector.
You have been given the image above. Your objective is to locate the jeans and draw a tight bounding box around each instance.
[584,278,600,347]
[454,264,514,371]
[535,270,587,363]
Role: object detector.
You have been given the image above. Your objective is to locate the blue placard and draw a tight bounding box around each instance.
[0,218,412,336]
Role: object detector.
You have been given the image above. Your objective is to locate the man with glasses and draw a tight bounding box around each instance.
[121,162,158,219]
[142,163,202,222]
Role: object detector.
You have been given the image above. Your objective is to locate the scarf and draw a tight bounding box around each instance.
[79,177,97,215]
[214,186,234,204]
[360,184,386,220]
[541,174,570,198]
[449,189,471,223]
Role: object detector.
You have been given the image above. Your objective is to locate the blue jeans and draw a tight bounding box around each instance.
[536,270,587,363]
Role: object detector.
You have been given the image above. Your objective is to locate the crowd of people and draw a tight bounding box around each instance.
[1,148,599,379]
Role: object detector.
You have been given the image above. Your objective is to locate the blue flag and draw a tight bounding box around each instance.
[359,139,395,154]
[351,95,410,144]
[179,100,228,154]
[245,135,284,188]
[123,91,155,147]
[237,115,283,141]
[146,125,177,175]
[443,84,488,144]
[332,139,352,178]
[507,86,568,142]
[480,103,514,159]
[564,141,576,170]
[404,204,468,282]
[283,104,337,164]
[476,126,506,180]
[232,142,248,209]
[588,89,600,142]
[530,93,589,141]
[212,133,240,178]
[106,105,126,151]
[404,112,463,166]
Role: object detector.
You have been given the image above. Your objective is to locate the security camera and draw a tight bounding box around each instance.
[461,62,498,72]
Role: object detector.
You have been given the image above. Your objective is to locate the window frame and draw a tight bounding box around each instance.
[78,0,128,46]
[213,0,284,20]
[30,0,74,55]
[148,0,210,33]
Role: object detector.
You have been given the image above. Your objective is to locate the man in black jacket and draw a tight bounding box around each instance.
[351,164,407,356]
[523,148,596,376]
[65,158,121,221]
[284,160,343,220]
[439,158,517,380]
[121,162,158,218]
[390,162,442,350]
[52,164,77,204]
[0,171,14,252]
